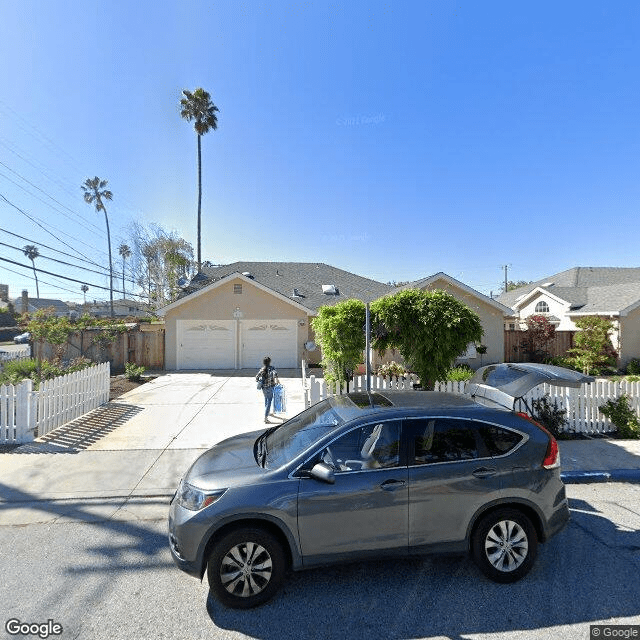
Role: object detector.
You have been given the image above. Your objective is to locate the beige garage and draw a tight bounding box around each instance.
[240,320,298,369]
[177,320,236,370]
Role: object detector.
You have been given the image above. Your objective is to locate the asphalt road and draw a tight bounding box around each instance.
[1,483,639,640]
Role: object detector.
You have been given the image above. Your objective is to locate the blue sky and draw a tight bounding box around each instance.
[1,0,639,304]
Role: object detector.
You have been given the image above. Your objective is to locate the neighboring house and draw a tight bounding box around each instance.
[158,262,393,370]
[497,267,640,367]
[88,298,148,318]
[390,272,513,368]
[14,295,70,317]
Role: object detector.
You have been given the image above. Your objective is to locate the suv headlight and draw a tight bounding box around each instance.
[176,481,227,511]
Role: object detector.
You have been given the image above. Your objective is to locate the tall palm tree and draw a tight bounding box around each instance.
[22,245,40,299]
[82,177,114,317]
[118,243,131,299]
[179,87,219,270]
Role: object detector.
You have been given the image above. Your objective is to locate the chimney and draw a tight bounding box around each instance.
[21,290,28,314]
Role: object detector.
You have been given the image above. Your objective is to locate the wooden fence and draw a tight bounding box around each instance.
[0,362,110,444]
[504,330,575,363]
[303,373,640,435]
[33,323,164,372]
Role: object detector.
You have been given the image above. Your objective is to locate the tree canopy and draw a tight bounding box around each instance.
[371,289,483,388]
[311,299,366,389]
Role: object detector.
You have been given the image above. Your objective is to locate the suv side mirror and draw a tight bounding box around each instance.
[309,462,335,484]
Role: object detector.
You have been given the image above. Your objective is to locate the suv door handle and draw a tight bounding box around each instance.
[472,467,497,479]
[380,479,406,491]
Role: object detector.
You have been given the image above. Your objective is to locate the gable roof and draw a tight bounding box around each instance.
[161,262,393,314]
[497,267,640,315]
[14,297,69,314]
[393,272,513,315]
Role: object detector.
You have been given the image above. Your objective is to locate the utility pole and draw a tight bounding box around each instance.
[365,303,371,393]
[501,265,510,292]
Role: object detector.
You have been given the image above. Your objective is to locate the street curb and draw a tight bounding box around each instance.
[561,469,640,484]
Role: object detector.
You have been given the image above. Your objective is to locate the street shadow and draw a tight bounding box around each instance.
[4,403,144,453]
[207,497,640,640]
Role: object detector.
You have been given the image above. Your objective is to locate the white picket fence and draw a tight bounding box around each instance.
[0,363,110,444]
[303,373,640,435]
[0,345,30,365]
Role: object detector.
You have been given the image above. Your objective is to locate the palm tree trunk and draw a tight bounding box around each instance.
[103,208,114,317]
[197,133,202,271]
[122,257,126,299]
[31,260,40,299]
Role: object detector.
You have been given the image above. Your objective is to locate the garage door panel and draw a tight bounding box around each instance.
[241,321,297,369]
[178,321,235,369]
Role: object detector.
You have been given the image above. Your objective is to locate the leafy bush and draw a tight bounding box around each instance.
[0,359,39,386]
[530,396,568,439]
[125,362,146,382]
[0,357,94,388]
[626,359,640,375]
[377,361,407,378]
[599,395,640,439]
[445,365,474,382]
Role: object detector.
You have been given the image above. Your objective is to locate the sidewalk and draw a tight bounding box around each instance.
[1,372,639,526]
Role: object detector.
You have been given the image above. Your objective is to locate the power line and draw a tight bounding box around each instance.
[0,239,136,285]
[0,158,106,237]
[0,191,111,269]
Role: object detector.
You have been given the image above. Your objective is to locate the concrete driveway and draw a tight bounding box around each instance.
[0,371,306,517]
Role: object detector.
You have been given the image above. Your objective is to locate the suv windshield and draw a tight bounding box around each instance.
[264,396,367,468]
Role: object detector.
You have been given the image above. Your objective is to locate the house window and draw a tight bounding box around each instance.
[535,301,549,313]
[234,284,242,295]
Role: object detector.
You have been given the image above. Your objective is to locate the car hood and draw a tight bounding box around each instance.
[467,363,594,410]
[184,429,267,490]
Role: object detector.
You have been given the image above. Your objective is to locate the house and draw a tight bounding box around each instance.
[158,263,511,372]
[158,262,393,370]
[497,267,640,367]
[14,291,69,317]
[88,298,148,318]
[390,272,513,368]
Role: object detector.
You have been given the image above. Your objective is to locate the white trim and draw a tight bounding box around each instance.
[510,286,570,310]
[157,272,316,316]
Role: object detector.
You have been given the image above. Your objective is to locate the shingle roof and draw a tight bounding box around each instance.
[184,262,393,312]
[497,267,640,313]
[13,298,69,314]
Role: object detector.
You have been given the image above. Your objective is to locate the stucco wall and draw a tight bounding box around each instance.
[619,307,640,367]
[164,277,310,369]
[517,292,576,331]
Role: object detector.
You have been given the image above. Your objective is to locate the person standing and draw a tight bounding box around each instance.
[256,356,279,423]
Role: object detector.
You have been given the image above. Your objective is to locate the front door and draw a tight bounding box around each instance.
[297,420,408,563]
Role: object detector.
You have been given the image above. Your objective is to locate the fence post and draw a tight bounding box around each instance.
[15,379,35,443]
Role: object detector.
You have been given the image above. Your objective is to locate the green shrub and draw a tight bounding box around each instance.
[125,362,146,382]
[626,359,640,375]
[599,395,640,439]
[530,396,568,439]
[377,361,407,378]
[445,365,474,382]
[0,359,39,386]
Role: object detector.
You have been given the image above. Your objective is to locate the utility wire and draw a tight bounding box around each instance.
[0,191,110,269]
[0,239,136,285]
[0,159,105,237]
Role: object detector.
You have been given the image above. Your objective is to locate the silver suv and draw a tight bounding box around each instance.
[168,363,591,608]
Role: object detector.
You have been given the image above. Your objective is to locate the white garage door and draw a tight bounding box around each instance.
[241,320,298,369]
[177,320,236,370]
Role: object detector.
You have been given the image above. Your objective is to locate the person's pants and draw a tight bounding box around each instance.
[263,387,274,417]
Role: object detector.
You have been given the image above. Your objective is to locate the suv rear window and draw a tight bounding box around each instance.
[410,418,523,464]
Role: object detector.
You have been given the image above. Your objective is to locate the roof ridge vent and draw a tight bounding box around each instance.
[322,284,338,295]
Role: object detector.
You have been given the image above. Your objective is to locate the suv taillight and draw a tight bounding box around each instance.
[516,412,560,470]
